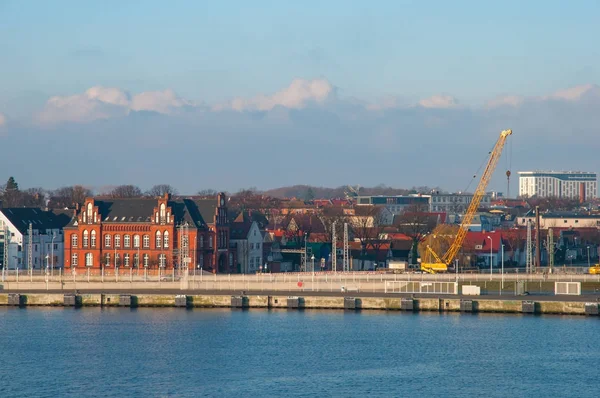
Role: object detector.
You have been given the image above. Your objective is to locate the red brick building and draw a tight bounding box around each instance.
[63,193,233,272]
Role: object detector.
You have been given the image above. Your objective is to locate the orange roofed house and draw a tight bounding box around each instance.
[63,193,233,272]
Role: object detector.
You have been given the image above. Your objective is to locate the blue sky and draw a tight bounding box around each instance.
[1,0,599,194]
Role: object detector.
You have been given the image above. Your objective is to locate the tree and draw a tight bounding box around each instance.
[418,224,460,265]
[147,184,178,197]
[110,185,143,198]
[350,206,385,270]
[197,189,217,196]
[394,204,438,264]
[1,176,22,207]
[49,185,93,208]
[305,187,315,201]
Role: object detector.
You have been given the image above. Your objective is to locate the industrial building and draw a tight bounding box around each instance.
[518,171,597,200]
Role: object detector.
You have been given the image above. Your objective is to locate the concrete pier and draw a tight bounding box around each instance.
[1,292,598,316]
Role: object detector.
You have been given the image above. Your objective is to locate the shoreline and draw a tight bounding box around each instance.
[1,292,599,316]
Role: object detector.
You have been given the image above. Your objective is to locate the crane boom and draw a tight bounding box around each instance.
[421,129,512,273]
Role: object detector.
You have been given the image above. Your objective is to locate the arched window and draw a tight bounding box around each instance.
[124,235,131,248]
[115,234,121,248]
[163,231,169,248]
[86,203,92,223]
[105,234,111,248]
[72,253,78,266]
[91,230,97,248]
[160,203,166,223]
[71,234,78,248]
[167,212,171,223]
[83,230,89,247]
[143,235,150,248]
[93,212,97,223]
[124,254,130,267]
[133,235,140,248]
[85,253,93,267]
[156,231,162,248]
[143,253,149,267]
[155,212,159,223]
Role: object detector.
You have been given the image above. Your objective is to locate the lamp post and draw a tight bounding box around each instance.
[501,244,505,290]
[487,236,493,279]
[587,246,591,268]
[51,233,55,276]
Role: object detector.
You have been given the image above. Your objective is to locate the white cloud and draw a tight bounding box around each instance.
[418,95,460,109]
[214,78,335,111]
[36,87,194,124]
[484,95,525,109]
[131,89,194,114]
[545,84,600,101]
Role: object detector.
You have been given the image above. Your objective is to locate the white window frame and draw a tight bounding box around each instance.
[85,253,93,267]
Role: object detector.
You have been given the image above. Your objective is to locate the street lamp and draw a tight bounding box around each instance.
[487,236,493,278]
[501,244,505,290]
[587,246,591,268]
[311,254,315,276]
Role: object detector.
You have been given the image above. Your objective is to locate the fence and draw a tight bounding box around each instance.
[385,281,458,294]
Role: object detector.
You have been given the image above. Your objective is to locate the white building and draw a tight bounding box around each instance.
[0,208,70,270]
[518,171,598,200]
[430,193,491,213]
[230,219,265,274]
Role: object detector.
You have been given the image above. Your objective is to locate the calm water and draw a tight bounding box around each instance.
[0,308,598,398]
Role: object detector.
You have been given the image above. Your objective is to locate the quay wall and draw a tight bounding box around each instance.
[0,293,597,316]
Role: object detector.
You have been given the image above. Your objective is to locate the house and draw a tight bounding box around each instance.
[230,212,265,273]
[516,211,600,229]
[0,208,71,270]
[63,193,234,273]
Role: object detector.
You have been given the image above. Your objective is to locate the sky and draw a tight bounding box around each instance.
[1,0,600,195]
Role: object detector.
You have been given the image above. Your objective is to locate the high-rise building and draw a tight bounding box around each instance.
[518,171,597,199]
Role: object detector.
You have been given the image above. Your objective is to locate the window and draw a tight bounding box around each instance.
[160,203,166,223]
[143,254,149,267]
[105,253,111,266]
[115,234,121,248]
[229,253,234,267]
[105,234,111,248]
[134,253,139,267]
[85,253,93,267]
[256,243,261,251]
[124,254,130,267]
[164,231,169,248]
[114,253,120,267]
[167,213,170,223]
[199,254,204,267]
[143,235,150,248]
[86,203,92,223]
[159,254,166,267]
[183,235,188,248]
[200,235,204,248]
[124,235,131,248]
[133,235,140,248]
[83,230,89,247]
[209,236,213,248]
[72,253,78,266]
[71,234,78,248]
[156,231,162,248]
[91,231,97,248]
[250,243,254,250]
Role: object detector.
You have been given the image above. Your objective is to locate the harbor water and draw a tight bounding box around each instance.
[0,308,598,397]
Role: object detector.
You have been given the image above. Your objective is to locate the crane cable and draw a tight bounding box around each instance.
[463,141,496,194]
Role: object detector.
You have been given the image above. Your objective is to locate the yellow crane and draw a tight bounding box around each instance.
[421,129,513,273]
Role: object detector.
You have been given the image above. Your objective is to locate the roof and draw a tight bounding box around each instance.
[1,208,72,234]
[67,198,212,229]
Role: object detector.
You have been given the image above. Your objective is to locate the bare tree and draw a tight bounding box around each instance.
[110,185,143,198]
[350,206,384,270]
[50,185,93,208]
[197,189,217,196]
[147,184,178,197]
[395,204,438,264]
[418,224,459,265]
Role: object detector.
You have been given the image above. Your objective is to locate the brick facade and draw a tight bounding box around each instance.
[63,193,234,272]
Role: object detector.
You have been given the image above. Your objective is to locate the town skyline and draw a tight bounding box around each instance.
[2,2,600,193]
